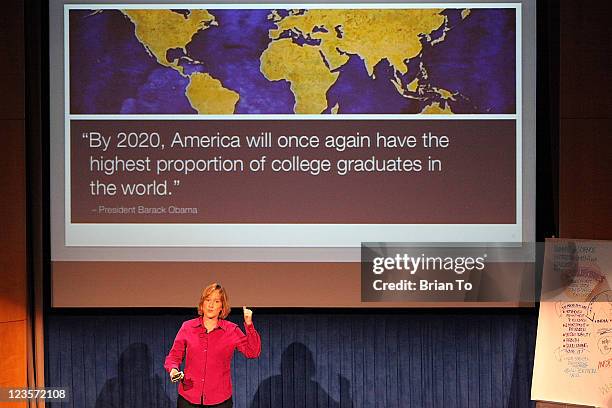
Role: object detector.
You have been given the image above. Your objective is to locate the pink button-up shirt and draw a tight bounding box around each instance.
[164,317,261,405]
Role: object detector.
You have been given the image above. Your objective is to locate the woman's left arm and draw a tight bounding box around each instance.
[236,307,261,358]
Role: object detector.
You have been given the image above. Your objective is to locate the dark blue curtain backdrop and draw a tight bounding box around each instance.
[45,311,537,408]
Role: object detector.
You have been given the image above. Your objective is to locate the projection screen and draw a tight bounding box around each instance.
[49,0,537,307]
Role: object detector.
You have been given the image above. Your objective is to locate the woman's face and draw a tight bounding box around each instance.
[203,290,223,319]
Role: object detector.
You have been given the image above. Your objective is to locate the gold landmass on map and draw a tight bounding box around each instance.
[121,10,216,72]
[262,9,447,113]
[420,101,453,114]
[186,72,239,114]
[267,10,283,22]
[267,9,446,77]
[391,75,419,95]
[260,38,339,114]
[407,78,420,92]
[122,10,239,114]
[434,87,456,100]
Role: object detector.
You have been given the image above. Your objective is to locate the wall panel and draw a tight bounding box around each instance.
[559,2,612,119]
[559,118,612,240]
[0,0,24,120]
[558,1,612,240]
[0,320,27,407]
[0,119,27,322]
[0,0,27,403]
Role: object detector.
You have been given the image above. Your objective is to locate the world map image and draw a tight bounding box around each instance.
[69,8,516,115]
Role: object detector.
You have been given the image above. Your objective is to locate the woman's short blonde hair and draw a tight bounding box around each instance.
[197,282,230,319]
